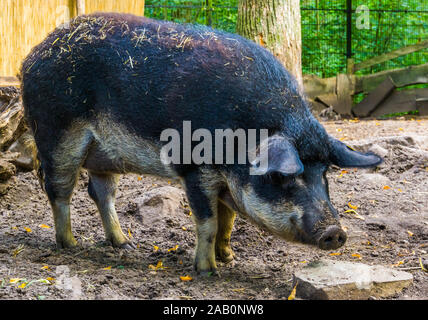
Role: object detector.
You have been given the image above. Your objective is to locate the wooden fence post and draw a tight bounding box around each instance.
[76,0,85,16]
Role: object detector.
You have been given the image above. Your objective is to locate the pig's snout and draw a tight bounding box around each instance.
[318,225,347,250]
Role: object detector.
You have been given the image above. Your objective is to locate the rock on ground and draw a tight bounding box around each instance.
[293,259,413,300]
[55,265,82,300]
[132,186,188,227]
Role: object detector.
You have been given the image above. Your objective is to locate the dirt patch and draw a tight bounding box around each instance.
[0,119,427,300]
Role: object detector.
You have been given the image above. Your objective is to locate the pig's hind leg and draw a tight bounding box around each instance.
[87,172,135,249]
[39,128,94,249]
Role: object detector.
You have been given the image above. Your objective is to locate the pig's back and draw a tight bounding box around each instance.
[22,12,308,144]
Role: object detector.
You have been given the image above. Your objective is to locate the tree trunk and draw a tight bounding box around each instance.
[237,0,303,88]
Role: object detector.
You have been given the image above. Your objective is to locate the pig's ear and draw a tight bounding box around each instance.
[250,135,304,176]
[329,138,383,168]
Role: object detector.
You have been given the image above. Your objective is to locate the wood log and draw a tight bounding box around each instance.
[355,63,428,94]
[303,63,428,101]
[416,98,428,116]
[371,88,428,117]
[352,76,396,117]
[336,74,353,115]
[0,87,25,150]
[315,93,340,110]
[303,74,337,100]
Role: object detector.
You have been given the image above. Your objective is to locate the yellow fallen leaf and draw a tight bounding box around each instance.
[137,176,142,181]
[392,261,404,267]
[329,252,342,256]
[383,185,391,190]
[397,188,403,192]
[232,288,245,292]
[153,245,159,252]
[181,226,187,231]
[149,260,166,271]
[103,266,112,270]
[9,278,23,284]
[420,258,427,272]
[12,226,18,230]
[339,137,346,141]
[188,211,192,216]
[168,245,179,252]
[338,170,348,178]
[288,282,298,300]
[12,244,25,257]
[300,260,308,263]
[128,228,133,239]
[398,128,404,131]
[46,277,55,282]
[41,265,51,271]
[180,275,193,282]
[375,122,381,126]
[348,202,358,210]
[344,209,365,220]
[17,282,27,289]
[24,227,32,233]
[351,253,362,259]
[39,224,51,229]
[336,128,342,132]
[407,230,414,237]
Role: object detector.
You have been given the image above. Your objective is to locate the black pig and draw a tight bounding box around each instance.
[21,13,381,275]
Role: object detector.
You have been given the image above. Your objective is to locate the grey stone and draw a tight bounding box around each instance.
[134,186,187,226]
[358,173,391,187]
[293,259,413,300]
[55,265,82,300]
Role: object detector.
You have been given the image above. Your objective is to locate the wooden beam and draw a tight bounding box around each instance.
[336,73,353,115]
[354,40,428,72]
[355,62,428,94]
[416,98,428,116]
[371,88,428,117]
[0,77,20,87]
[303,74,337,99]
[352,76,396,117]
[76,0,85,16]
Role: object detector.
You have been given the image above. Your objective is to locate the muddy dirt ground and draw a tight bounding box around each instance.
[0,118,427,300]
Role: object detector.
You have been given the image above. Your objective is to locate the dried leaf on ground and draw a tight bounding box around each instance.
[288,282,298,300]
[180,275,193,282]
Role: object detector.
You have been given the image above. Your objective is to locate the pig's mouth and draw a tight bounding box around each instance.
[316,225,347,250]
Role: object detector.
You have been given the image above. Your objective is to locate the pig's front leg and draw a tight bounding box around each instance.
[182,170,222,276]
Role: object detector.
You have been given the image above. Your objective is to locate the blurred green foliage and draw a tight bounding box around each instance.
[144,0,428,78]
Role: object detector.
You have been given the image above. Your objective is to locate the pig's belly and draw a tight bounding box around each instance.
[82,131,176,178]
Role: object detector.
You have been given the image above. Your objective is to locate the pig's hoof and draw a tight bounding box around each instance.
[110,240,136,250]
[56,236,78,249]
[216,247,235,263]
[119,241,136,250]
[198,269,220,278]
